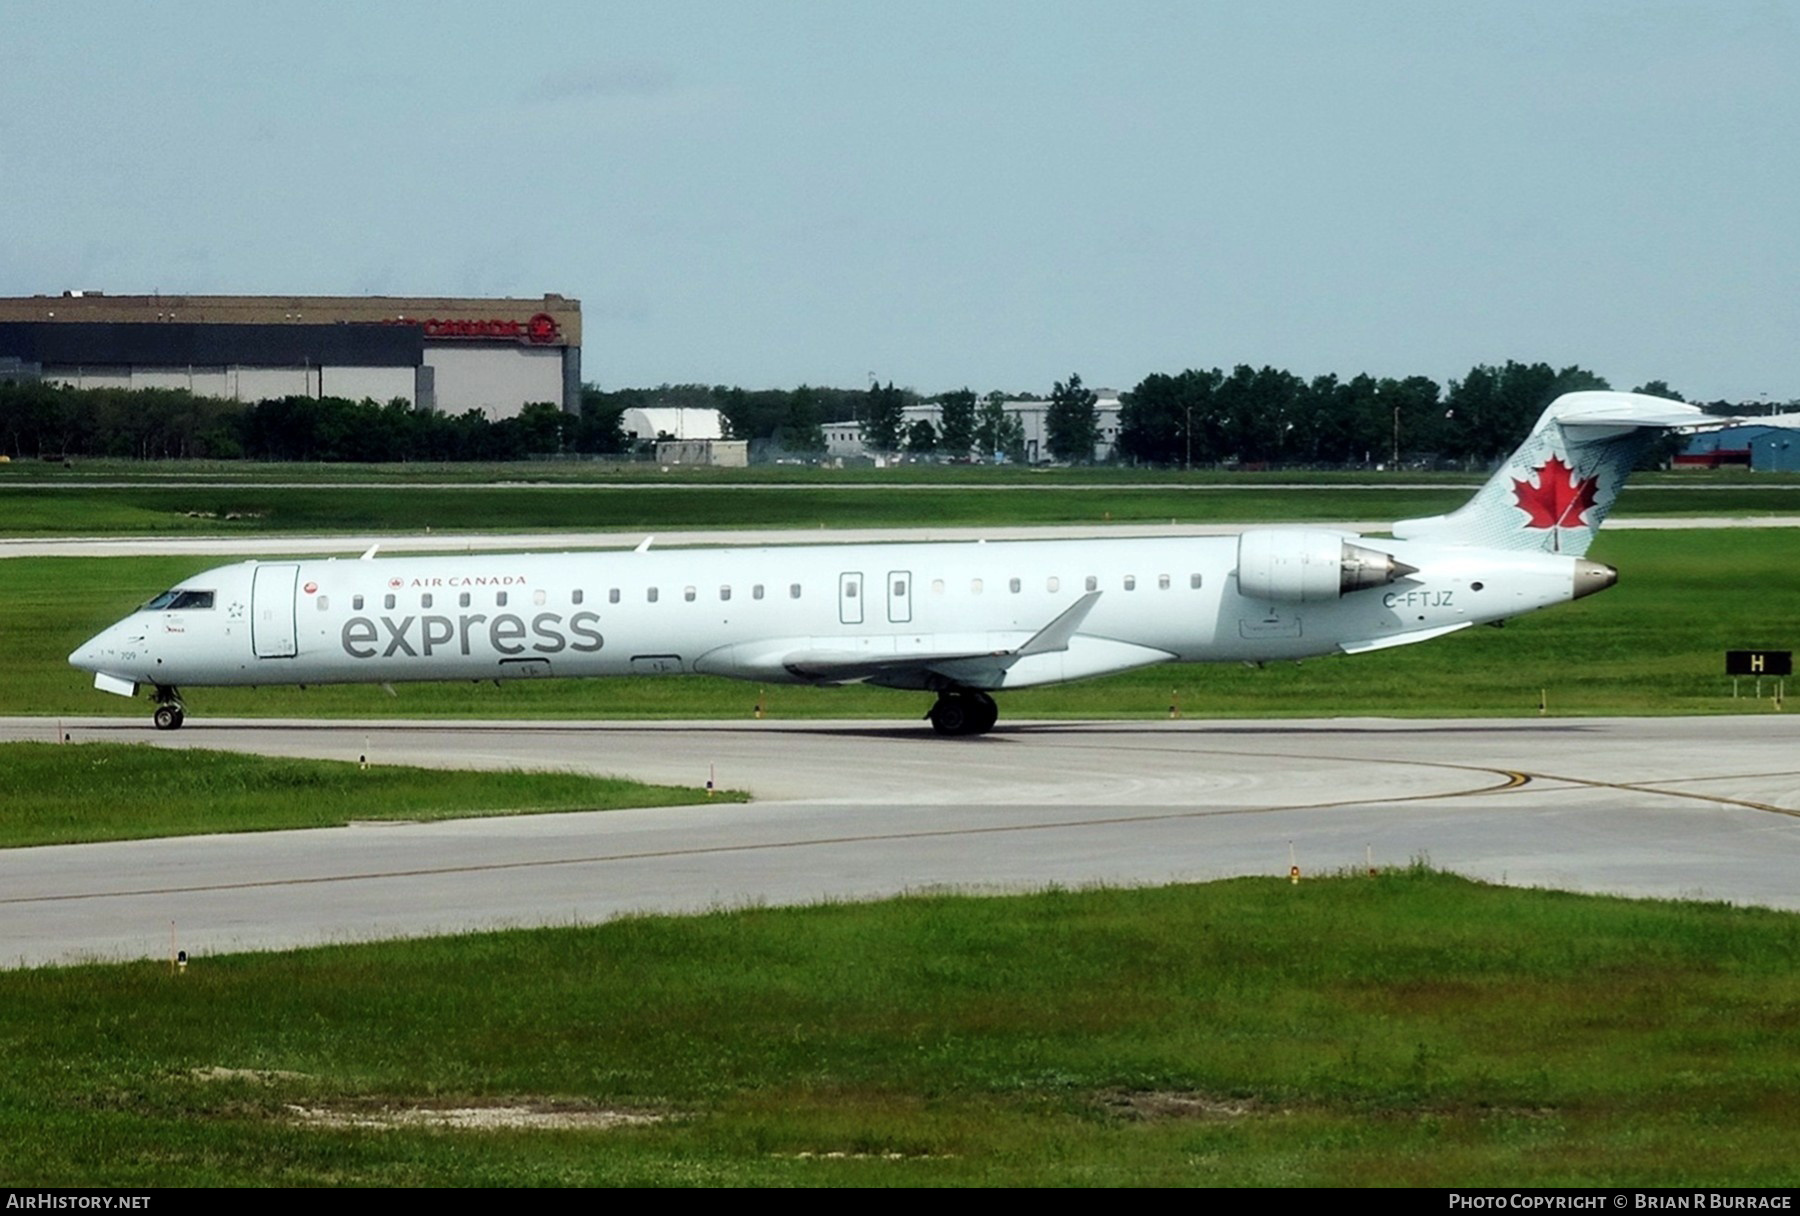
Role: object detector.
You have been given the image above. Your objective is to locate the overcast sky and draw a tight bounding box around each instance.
[4,2,1796,401]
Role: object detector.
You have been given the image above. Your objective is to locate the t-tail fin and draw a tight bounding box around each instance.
[1391,391,1705,556]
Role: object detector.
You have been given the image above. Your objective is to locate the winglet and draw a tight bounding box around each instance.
[1014,591,1103,659]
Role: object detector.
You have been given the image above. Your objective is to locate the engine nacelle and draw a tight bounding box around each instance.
[1236,529,1416,603]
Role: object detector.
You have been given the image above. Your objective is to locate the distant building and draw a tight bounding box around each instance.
[0,355,39,385]
[823,421,865,458]
[897,392,1125,462]
[1749,427,1800,472]
[656,438,749,467]
[1676,424,1800,472]
[620,408,725,445]
[0,292,583,419]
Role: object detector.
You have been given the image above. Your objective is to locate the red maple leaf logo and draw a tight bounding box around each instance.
[1512,455,1598,529]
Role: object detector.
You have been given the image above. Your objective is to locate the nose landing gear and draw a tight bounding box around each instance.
[926,689,999,737]
[151,686,185,731]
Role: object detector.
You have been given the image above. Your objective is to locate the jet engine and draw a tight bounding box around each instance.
[1235,529,1417,603]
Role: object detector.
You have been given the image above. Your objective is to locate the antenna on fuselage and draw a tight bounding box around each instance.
[635,537,653,553]
[359,544,380,561]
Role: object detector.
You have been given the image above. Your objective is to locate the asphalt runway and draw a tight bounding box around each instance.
[3,714,1798,969]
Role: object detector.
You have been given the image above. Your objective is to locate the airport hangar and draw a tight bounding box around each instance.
[0,292,583,420]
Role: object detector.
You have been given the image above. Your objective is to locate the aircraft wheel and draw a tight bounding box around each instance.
[153,703,185,731]
[928,692,973,737]
[969,691,999,734]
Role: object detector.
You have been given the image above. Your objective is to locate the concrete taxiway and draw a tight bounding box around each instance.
[3,715,1797,969]
[5,515,1799,559]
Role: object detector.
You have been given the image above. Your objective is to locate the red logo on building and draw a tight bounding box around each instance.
[416,313,563,344]
[1512,455,1598,529]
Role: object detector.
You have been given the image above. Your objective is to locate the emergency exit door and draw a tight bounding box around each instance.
[886,570,912,624]
[838,572,864,625]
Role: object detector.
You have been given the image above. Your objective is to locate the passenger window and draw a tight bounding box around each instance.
[353,595,364,610]
[421,593,433,608]
[1158,574,1171,590]
[1085,576,1097,592]
[684,586,696,602]
[1190,573,1203,589]
[496,591,508,607]
[971,578,983,594]
[720,586,731,601]
[459,592,470,608]
[931,579,944,594]
[1009,578,1021,593]
[893,579,906,597]
[1124,576,1136,591]
[609,588,621,604]
[384,594,396,610]
[844,582,857,598]
[790,584,802,599]
[572,589,584,605]
[533,590,547,607]
[317,596,329,611]
[753,584,764,600]
[1047,576,1060,593]
[648,587,659,603]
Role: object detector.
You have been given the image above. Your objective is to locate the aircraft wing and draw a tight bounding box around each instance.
[783,591,1105,685]
[694,591,1170,689]
[1337,621,1472,655]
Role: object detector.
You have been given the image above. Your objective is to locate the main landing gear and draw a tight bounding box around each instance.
[926,689,999,737]
[151,686,185,731]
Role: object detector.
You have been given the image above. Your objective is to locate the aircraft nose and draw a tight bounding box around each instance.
[69,621,131,673]
[69,632,106,672]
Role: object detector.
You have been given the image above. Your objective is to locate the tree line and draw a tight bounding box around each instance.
[0,382,625,462]
[0,364,1772,465]
[599,364,1708,467]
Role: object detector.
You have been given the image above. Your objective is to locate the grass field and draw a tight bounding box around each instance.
[7,529,1796,723]
[5,869,1798,1186]
[5,480,1800,537]
[0,742,738,847]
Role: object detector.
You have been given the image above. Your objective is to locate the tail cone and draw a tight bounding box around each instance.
[1572,559,1618,600]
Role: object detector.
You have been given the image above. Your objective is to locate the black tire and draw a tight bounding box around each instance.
[929,694,971,736]
[969,691,999,734]
[153,704,184,731]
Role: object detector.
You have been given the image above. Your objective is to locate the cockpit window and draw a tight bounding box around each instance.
[142,589,215,611]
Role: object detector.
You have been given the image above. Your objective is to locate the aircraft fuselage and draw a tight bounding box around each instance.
[70,534,1596,697]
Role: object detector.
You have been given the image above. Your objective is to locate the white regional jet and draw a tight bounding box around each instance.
[70,392,1707,736]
